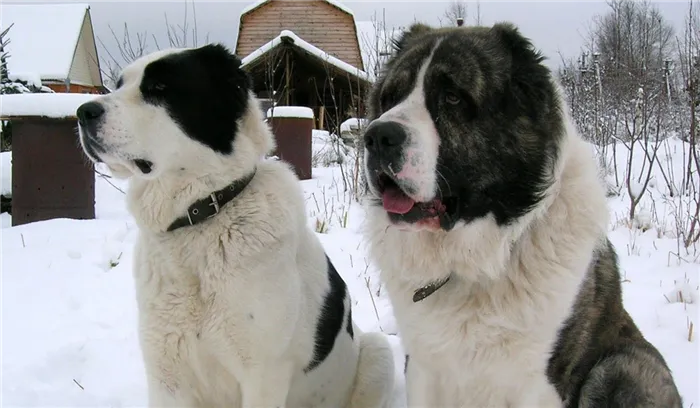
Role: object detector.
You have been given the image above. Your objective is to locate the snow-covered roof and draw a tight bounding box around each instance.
[1,3,89,81]
[241,30,370,83]
[0,93,98,119]
[240,0,353,20]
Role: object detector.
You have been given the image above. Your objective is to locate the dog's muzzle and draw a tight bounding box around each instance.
[76,101,105,136]
[76,101,110,161]
[363,121,408,166]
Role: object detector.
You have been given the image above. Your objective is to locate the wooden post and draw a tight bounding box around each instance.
[285,51,291,105]
[338,88,345,132]
[319,106,325,130]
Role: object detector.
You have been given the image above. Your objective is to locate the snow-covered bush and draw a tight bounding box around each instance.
[0,23,54,151]
[312,130,351,167]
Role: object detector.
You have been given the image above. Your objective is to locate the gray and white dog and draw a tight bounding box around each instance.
[75,43,395,408]
[361,22,683,407]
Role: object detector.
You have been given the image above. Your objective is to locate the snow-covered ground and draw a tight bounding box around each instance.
[1,133,698,407]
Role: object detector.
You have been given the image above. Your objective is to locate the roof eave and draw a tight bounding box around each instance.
[63,5,90,80]
[85,7,104,87]
[241,35,370,86]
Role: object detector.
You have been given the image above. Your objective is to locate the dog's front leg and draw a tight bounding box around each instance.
[510,379,563,408]
[147,376,192,408]
[240,361,294,408]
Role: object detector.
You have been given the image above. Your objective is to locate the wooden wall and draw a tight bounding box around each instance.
[44,82,102,94]
[236,0,364,71]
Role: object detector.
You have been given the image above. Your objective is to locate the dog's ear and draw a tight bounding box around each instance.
[391,23,433,53]
[195,43,252,90]
[490,22,554,121]
[490,22,544,65]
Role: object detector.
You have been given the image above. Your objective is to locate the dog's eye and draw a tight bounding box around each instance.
[146,82,167,93]
[444,91,460,105]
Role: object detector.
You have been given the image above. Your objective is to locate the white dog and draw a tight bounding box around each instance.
[76,43,394,408]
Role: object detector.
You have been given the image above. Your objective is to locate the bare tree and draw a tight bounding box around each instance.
[672,0,700,252]
[473,0,482,25]
[558,0,678,225]
[358,9,398,80]
[594,0,674,102]
[439,0,467,27]
[97,0,208,88]
[97,22,149,88]
[596,1,674,221]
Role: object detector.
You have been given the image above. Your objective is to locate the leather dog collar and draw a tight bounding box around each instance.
[166,170,256,232]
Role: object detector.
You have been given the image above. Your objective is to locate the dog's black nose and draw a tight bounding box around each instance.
[76,102,105,125]
[364,121,408,153]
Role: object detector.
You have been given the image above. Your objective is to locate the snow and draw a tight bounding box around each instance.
[1,134,698,407]
[1,151,11,196]
[340,117,368,133]
[240,0,354,19]
[8,72,43,89]
[0,93,97,119]
[266,106,315,119]
[1,3,89,81]
[241,30,370,82]
[665,277,698,305]
[312,129,352,167]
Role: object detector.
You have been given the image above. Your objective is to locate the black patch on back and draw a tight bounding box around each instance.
[139,43,252,155]
[547,239,682,407]
[581,368,641,407]
[304,255,348,373]
[404,354,410,373]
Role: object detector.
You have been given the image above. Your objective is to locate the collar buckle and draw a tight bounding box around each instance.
[167,169,256,232]
[208,193,221,216]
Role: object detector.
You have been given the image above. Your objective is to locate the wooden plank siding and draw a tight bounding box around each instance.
[44,82,102,94]
[236,0,364,71]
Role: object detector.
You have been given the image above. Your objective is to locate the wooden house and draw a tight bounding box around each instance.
[235,0,370,132]
[1,3,107,94]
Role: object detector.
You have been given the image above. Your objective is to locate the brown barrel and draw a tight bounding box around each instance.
[9,116,95,226]
[267,107,314,180]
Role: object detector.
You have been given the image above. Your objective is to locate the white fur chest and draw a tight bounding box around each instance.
[131,221,302,406]
[384,264,571,407]
[367,219,595,407]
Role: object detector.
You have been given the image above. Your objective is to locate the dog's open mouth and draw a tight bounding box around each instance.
[377,173,459,230]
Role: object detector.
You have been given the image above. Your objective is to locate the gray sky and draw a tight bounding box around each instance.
[6,0,693,71]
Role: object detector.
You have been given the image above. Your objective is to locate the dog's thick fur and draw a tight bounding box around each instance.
[76,44,394,408]
[362,22,682,407]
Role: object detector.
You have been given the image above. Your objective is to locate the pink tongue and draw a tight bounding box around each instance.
[382,186,416,214]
